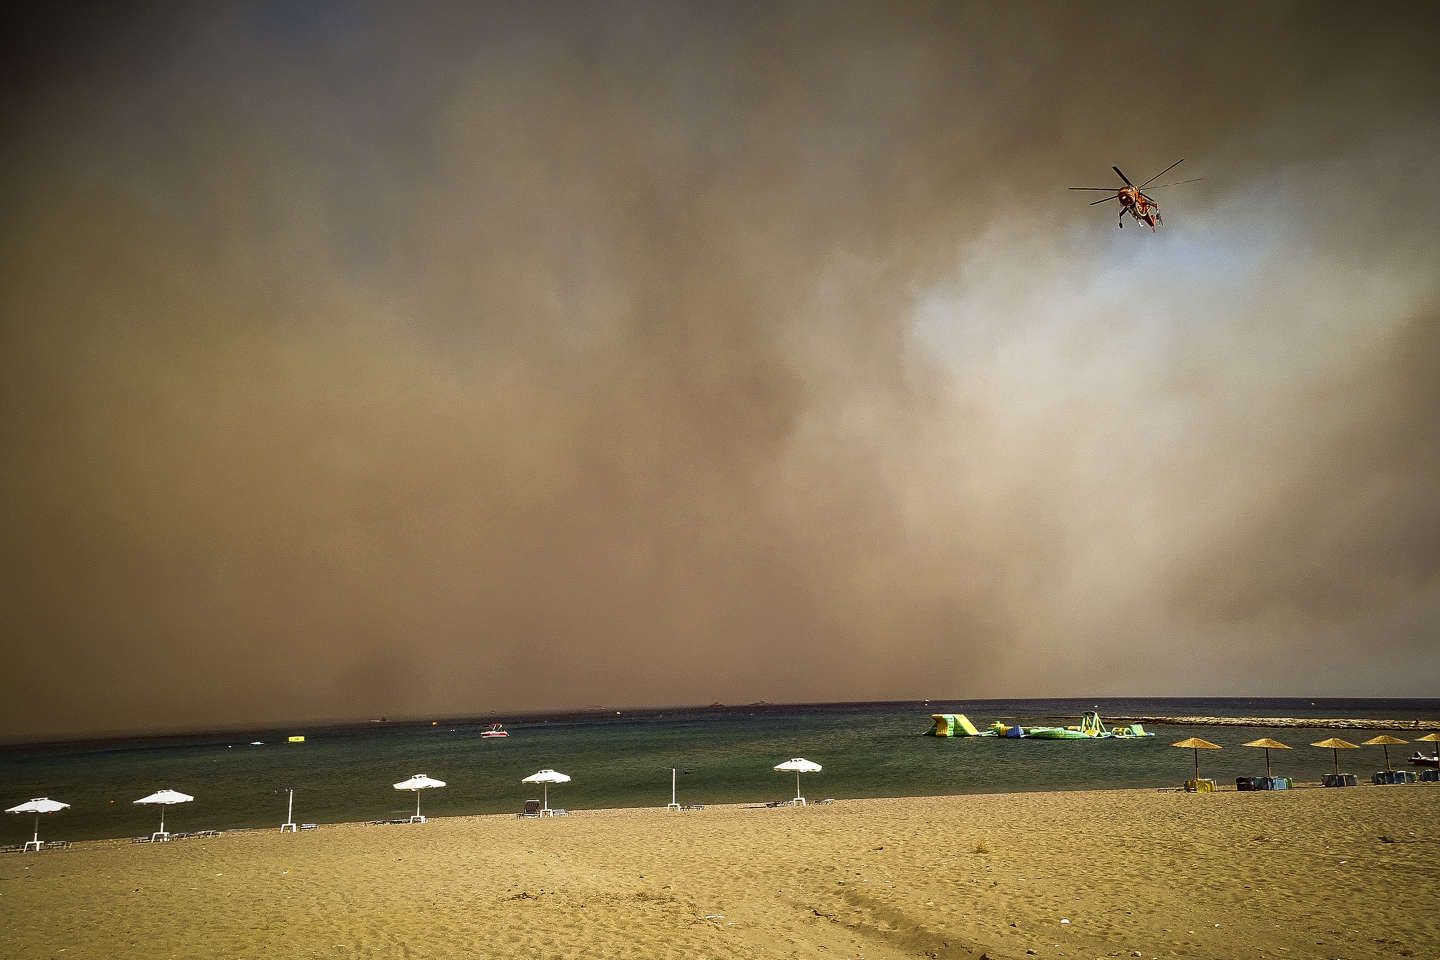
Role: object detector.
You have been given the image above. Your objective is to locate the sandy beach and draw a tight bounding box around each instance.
[2,785,1437,959]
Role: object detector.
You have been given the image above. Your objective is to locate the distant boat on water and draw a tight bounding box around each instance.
[481,723,509,739]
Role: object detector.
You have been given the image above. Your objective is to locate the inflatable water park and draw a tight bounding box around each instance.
[927,710,1153,740]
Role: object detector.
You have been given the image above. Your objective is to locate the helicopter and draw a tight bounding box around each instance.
[1069,159,1200,230]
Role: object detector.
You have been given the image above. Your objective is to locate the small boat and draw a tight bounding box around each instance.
[481,723,509,739]
[1407,752,1439,768]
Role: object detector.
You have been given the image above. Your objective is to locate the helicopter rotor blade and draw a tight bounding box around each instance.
[1146,177,1204,190]
[1112,166,1133,186]
[1069,187,1118,191]
[1138,158,1184,188]
[1089,195,1119,205]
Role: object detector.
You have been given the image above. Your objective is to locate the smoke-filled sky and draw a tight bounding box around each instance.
[3,2,1438,740]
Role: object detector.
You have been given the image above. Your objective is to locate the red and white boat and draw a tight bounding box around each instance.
[481,723,509,739]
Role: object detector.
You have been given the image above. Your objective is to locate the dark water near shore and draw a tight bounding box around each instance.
[4,698,1438,843]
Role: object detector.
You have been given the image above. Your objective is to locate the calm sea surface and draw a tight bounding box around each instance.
[4,698,1438,842]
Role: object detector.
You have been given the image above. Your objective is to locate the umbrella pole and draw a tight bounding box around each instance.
[543,783,549,812]
[1265,748,1272,778]
[1384,745,1391,772]
[159,807,165,836]
[796,771,801,802]
[1333,748,1339,776]
[33,812,39,847]
[1193,748,1199,782]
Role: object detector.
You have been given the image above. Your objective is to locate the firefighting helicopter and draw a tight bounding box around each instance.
[1069,159,1201,230]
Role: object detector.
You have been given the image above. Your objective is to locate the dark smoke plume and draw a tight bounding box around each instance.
[2,2,1437,739]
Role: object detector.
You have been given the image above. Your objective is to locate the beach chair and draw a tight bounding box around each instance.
[682,804,705,811]
[1420,769,1440,783]
[300,823,318,831]
[519,799,542,818]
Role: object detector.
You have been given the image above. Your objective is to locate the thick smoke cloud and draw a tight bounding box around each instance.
[2,2,1437,739]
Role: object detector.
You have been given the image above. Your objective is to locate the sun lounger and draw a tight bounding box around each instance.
[1323,773,1359,787]
[0,844,23,854]
[519,799,542,818]
[42,840,71,849]
[1420,769,1440,783]
[300,823,318,830]
[682,804,706,811]
[815,798,836,805]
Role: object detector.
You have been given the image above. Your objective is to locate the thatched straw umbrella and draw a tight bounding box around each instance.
[1310,738,1359,776]
[1241,738,1291,778]
[1362,735,1407,772]
[1171,737,1222,782]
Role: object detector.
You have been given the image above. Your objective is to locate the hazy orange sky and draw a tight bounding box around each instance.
[3,2,1437,740]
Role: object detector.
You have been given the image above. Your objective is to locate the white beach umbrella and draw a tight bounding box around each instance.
[774,758,822,805]
[7,798,70,851]
[520,769,571,814]
[392,774,446,822]
[134,789,194,838]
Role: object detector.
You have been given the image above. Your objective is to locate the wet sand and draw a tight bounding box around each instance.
[2,786,1437,959]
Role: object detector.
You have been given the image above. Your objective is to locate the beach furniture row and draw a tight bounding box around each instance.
[1176,733,1440,792]
[6,757,828,849]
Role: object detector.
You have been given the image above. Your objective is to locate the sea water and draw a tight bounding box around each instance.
[3,698,1437,842]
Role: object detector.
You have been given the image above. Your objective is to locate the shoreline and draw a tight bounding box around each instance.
[1,779,1389,853]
